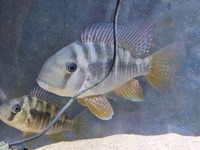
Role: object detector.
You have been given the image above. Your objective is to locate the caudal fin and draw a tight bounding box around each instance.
[145,42,186,91]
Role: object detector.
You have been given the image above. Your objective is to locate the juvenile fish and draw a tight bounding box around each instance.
[0,87,87,142]
[37,21,186,120]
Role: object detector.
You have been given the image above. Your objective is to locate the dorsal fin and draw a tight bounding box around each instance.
[30,86,69,110]
[81,21,154,57]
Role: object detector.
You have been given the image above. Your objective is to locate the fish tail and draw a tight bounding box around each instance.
[73,109,90,136]
[145,42,186,91]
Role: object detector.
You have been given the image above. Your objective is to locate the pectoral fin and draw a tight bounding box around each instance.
[115,79,144,101]
[74,109,90,136]
[78,96,113,120]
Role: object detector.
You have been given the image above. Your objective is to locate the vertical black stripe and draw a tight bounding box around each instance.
[77,41,89,61]
[7,112,16,121]
[68,43,78,61]
[93,43,102,58]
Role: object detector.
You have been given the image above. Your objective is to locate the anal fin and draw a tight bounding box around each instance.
[115,79,144,101]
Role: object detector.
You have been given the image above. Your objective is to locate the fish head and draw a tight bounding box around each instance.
[37,42,87,97]
[0,96,28,130]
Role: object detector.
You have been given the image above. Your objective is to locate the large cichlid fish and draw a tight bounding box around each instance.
[0,87,88,144]
[37,22,186,120]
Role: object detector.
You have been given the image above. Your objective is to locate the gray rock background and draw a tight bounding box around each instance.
[0,0,200,148]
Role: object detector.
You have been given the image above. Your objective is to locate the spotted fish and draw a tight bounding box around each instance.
[37,21,186,120]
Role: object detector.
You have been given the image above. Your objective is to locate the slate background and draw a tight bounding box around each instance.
[0,0,200,148]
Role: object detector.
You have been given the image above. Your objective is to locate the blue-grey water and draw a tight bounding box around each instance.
[0,0,200,148]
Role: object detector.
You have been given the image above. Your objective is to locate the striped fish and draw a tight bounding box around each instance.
[37,21,186,120]
[0,87,87,143]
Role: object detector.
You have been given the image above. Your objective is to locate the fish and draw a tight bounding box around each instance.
[0,87,88,145]
[37,21,186,120]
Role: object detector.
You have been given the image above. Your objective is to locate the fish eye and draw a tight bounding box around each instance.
[12,104,21,114]
[67,63,77,73]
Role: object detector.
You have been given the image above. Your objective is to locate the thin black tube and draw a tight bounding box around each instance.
[9,0,121,147]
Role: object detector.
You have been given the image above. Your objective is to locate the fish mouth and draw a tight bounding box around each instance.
[36,79,50,89]
[36,79,68,96]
